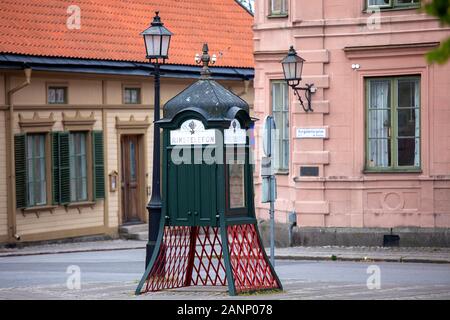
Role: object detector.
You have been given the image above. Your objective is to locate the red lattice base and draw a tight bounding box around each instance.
[138,224,281,295]
[140,226,226,293]
[227,224,280,293]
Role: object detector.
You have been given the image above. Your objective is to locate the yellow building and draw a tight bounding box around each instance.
[0,0,254,244]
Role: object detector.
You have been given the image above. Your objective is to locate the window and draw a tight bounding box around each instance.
[123,87,141,104]
[272,81,289,172]
[27,134,47,206]
[367,0,420,9]
[69,132,88,202]
[15,133,50,209]
[366,76,420,171]
[48,86,67,104]
[15,131,104,209]
[270,0,287,16]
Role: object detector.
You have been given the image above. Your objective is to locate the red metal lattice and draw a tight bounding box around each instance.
[191,226,227,286]
[227,224,280,293]
[143,226,191,292]
[140,226,227,293]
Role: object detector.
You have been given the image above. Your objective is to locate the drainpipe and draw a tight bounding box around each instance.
[6,65,32,242]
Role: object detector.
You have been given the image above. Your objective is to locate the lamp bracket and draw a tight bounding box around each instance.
[290,83,315,112]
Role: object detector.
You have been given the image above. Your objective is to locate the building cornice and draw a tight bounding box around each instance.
[0,54,254,81]
[344,42,440,59]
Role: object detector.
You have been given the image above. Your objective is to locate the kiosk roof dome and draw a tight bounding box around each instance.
[158,44,251,127]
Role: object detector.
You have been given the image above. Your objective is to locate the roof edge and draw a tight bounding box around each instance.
[0,53,254,81]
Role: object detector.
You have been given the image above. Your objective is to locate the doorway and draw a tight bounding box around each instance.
[121,134,144,224]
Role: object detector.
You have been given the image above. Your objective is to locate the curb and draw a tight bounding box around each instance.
[274,255,450,264]
[1,246,449,264]
[0,245,146,258]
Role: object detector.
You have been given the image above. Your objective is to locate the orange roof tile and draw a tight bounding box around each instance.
[0,0,254,68]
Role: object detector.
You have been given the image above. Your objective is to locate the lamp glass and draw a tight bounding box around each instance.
[160,35,171,57]
[143,34,159,57]
[282,59,303,82]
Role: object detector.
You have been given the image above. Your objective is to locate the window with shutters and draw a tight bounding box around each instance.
[15,133,52,209]
[271,81,290,173]
[15,130,104,209]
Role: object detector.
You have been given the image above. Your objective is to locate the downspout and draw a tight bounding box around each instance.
[6,66,32,242]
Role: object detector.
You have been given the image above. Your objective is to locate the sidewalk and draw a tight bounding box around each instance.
[272,246,450,264]
[1,239,449,263]
[0,239,146,257]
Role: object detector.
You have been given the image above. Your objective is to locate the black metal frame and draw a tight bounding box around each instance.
[145,60,162,267]
[290,82,315,113]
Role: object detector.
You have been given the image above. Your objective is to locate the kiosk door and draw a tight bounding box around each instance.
[167,146,218,226]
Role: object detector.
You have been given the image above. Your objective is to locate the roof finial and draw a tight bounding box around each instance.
[198,43,212,79]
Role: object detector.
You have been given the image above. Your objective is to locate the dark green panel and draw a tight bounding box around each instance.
[52,132,60,204]
[198,161,217,226]
[58,132,71,204]
[92,131,105,199]
[14,134,27,208]
[167,147,191,225]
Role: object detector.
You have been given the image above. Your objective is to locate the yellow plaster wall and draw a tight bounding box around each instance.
[0,111,7,237]
[0,70,255,243]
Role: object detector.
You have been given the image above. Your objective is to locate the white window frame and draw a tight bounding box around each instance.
[271,81,290,173]
[69,131,88,202]
[270,0,288,16]
[26,134,47,206]
[367,0,420,9]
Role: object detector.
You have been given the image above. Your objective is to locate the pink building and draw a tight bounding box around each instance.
[253,0,450,245]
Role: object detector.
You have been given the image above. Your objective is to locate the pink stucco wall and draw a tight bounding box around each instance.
[253,0,450,228]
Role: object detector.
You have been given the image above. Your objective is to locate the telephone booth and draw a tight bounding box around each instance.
[136,44,282,296]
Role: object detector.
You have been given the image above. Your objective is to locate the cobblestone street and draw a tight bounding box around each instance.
[0,248,449,300]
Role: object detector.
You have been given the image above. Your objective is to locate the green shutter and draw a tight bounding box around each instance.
[15,134,27,208]
[52,132,60,204]
[92,131,105,199]
[59,132,71,204]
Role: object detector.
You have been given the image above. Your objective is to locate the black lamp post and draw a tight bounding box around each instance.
[141,11,172,267]
[281,46,316,112]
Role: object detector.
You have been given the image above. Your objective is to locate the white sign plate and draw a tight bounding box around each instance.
[296,128,327,139]
[224,119,246,145]
[170,119,216,145]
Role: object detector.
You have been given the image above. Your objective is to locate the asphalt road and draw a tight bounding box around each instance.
[0,249,449,299]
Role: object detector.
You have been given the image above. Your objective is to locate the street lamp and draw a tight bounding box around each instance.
[141,11,172,267]
[281,46,316,112]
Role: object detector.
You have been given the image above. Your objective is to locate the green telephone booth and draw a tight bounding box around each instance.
[136,44,282,296]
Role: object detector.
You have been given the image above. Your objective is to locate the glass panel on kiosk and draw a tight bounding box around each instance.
[229,163,245,208]
[225,143,248,216]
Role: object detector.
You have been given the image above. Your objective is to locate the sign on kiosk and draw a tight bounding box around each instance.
[170,119,216,145]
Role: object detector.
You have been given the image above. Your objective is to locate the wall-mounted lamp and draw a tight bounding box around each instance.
[281,46,316,112]
[109,170,118,192]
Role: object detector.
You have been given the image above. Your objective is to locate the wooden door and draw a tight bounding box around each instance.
[121,135,142,224]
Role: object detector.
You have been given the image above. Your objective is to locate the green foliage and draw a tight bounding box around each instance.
[423,0,450,24]
[426,38,450,64]
[423,0,450,64]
